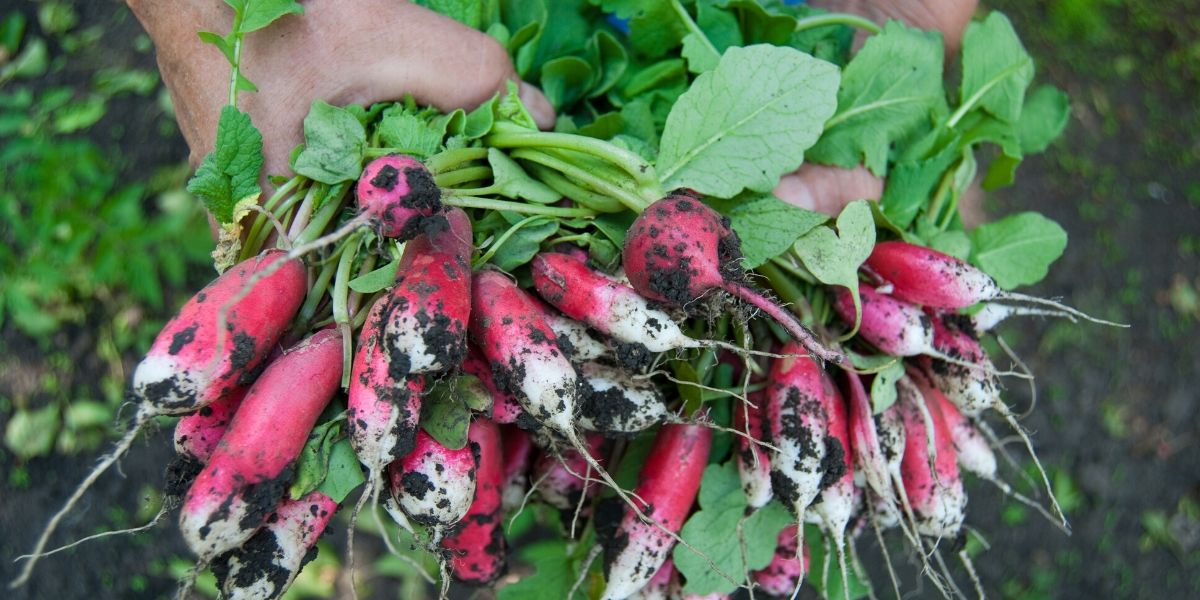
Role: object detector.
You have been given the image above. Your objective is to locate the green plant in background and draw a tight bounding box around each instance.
[1,2,212,461]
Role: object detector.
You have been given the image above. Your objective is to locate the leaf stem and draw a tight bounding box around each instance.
[333,233,363,388]
[426,147,489,174]
[510,148,650,212]
[293,183,348,246]
[670,0,720,62]
[227,10,245,107]
[525,162,626,213]
[442,195,596,218]
[434,166,494,188]
[794,13,883,35]
[473,215,548,268]
[945,59,1032,129]
[486,124,660,195]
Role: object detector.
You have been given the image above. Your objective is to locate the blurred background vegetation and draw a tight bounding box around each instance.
[0,0,1197,598]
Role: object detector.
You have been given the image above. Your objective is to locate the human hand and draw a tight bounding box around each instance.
[127,0,555,186]
[773,0,978,217]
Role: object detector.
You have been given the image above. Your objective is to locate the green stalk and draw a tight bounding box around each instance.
[486,124,660,195]
[670,0,720,61]
[293,183,349,246]
[945,60,1032,129]
[298,247,342,326]
[227,10,245,106]
[924,166,957,227]
[794,13,883,35]
[435,166,494,188]
[442,195,596,218]
[526,163,626,213]
[426,147,489,174]
[757,261,813,325]
[242,178,306,261]
[333,233,363,388]
[511,148,649,212]
[769,255,817,285]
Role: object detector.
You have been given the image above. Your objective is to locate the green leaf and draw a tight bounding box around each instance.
[674,463,792,595]
[463,96,497,139]
[657,44,839,198]
[417,0,486,28]
[293,101,367,184]
[792,200,876,334]
[681,32,721,74]
[197,31,234,63]
[316,438,366,503]
[1017,84,1071,154]
[960,12,1034,124]
[497,539,575,600]
[377,106,445,158]
[420,381,473,450]
[496,81,538,130]
[347,259,400,294]
[602,0,686,58]
[585,30,628,98]
[927,229,971,260]
[487,149,561,204]
[186,105,263,224]
[238,0,304,33]
[541,56,594,109]
[4,404,60,459]
[807,21,944,176]
[491,218,559,271]
[880,144,958,229]
[805,524,871,599]
[969,211,1067,289]
[289,419,342,499]
[592,211,636,248]
[870,358,904,414]
[708,194,827,269]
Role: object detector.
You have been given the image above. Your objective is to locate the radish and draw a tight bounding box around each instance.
[442,418,507,585]
[387,428,477,539]
[462,347,524,425]
[541,310,611,362]
[500,425,534,512]
[211,490,337,600]
[735,391,773,509]
[809,378,854,600]
[864,241,1120,325]
[895,378,966,539]
[601,424,712,600]
[630,557,675,600]
[383,206,472,378]
[174,388,247,464]
[534,433,607,516]
[577,361,667,434]
[765,342,829,532]
[621,195,843,364]
[843,370,892,508]
[968,302,1076,333]
[751,525,809,597]
[180,328,342,561]
[356,154,444,240]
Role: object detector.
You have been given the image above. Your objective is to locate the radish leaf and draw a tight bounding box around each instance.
[657,44,839,198]
[793,200,876,335]
[969,211,1067,289]
[808,21,944,176]
[959,12,1033,124]
[294,100,366,184]
[708,193,826,269]
[316,438,366,503]
[234,0,304,34]
[186,105,262,224]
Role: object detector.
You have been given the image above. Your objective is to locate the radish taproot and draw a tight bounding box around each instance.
[735,392,773,509]
[896,377,966,539]
[751,525,808,597]
[809,377,854,600]
[356,154,444,240]
[621,195,843,364]
[601,424,712,600]
[387,428,477,539]
[534,432,607,517]
[211,490,338,600]
[180,328,342,561]
[442,418,507,585]
[500,425,534,512]
[864,241,1120,325]
[174,387,247,464]
[12,250,307,587]
[765,342,830,530]
[383,206,472,378]
[577,361,667,434]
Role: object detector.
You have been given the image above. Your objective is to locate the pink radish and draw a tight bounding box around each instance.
[211,490,337,600]
[765,342,830,529]
[174,388,247,464]
[534,433,607,513]
[500,425,534,512]
[442,418,507,585]
[621,195,843,364]
[843,370,892,507]
[734,392,773,509]
[387,428,477,539]
[752,525,809,597]
[541,310,611,362]
[896,378,966,539]
[180,328,342,561]
[356,154,443,240]
[864,241,1119,325]
[968,302,1076,332]
[601,424,712,600]
[577,361,667,434]
[462,347,524,426]
[630,557,675,600]
[809,380,854,600]
[383,206,472,378]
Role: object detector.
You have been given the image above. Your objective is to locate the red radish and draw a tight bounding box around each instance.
[751,525,809,597]
[383,206,472,378]
[630,558,675,600]
[765,342,830,528]
[809,381,854,600]
[542,310,611,362]
[500,426,534,512]
[843,370,892,507]
[577,361,667,434]
[174,387,247,464]
[534,433,607,512]
[180,329,342,561]
[601,424,712,600]
[356,154,444,240]
[621,195,843,364]
[864,241,1119,325]
[734,392,773,509]
[388,428,477,538]
[442,418,507,585]
[968,302,1075,333]
[211,490,337,600]
[462,347,523,425]
[532,251,707,353]
[896,378,966,539]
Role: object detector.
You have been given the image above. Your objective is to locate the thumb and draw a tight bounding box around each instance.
[773,163,884,215]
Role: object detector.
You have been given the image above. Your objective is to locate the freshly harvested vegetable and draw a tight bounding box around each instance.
[734,392,773,510]
[442,418,506,585]
[752,525,808,597]
[387,428,476,538]
[174,387,247,464]
[534,432,607,513]
[896,376,966,539]
[577,361,667,434]
[356,154,443,240]
[765,342,831,529]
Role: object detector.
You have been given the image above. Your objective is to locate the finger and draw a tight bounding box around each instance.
[773,163,883,216]
[808,0,978,53]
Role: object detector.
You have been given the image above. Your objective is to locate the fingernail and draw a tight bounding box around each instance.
[518,81,557,131]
